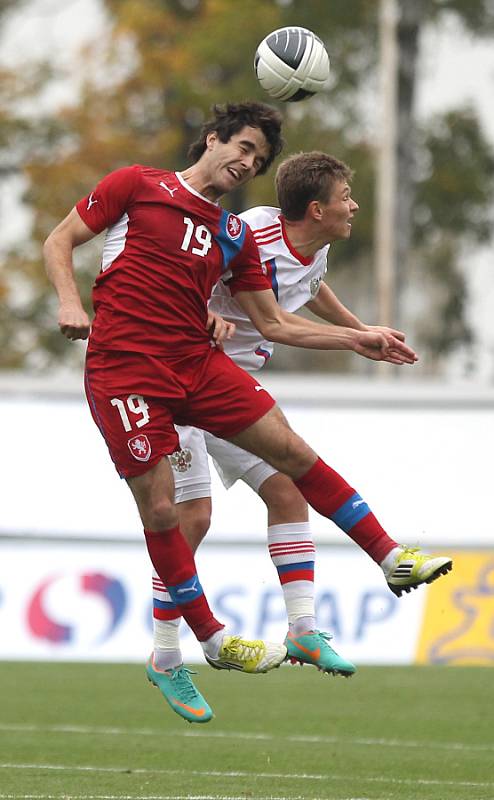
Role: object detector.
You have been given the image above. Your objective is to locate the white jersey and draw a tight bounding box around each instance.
[211,206,329,371]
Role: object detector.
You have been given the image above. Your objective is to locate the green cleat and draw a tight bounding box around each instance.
[146,657,213,723]
[384,546,453,597]
[205,635,287,673]
[285,630,356,677]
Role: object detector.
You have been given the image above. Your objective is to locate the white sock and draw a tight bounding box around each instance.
[153,617,182,670]
[268,522,316,626]
[380,546,402,574]
[201,629,225,660]
[289,615,317,636]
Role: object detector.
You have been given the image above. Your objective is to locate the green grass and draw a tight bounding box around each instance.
[1,661,493,800]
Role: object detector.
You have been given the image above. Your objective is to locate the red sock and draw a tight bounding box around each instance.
[144,526,223,641]
[294,458,397,563]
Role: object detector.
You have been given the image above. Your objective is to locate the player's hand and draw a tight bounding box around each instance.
[207,310,236,350]
[353,330,418,365]
[365,324,407,342]
[58,304,91,340]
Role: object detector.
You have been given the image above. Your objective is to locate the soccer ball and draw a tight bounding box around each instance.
[254,26,330,102]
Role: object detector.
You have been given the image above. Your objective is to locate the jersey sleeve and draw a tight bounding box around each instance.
[227,224,271,295]
[75,165,141,234]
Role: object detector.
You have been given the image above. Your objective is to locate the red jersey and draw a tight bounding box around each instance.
[76,165,270,357]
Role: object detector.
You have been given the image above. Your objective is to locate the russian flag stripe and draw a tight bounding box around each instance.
[277,561,315,574]
[280,569,315,584]
[255,347,271,361]
[265,258,279,300]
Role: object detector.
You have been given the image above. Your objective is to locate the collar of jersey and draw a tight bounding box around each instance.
[279,215,314,266]
[175,171,219,206]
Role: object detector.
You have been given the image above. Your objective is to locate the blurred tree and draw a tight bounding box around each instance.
[0,0,45,361]
[0,0,493,374]
[392,0,494,373]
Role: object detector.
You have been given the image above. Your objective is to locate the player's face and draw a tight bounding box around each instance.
[205,127,270,196]
[319,180,359,241]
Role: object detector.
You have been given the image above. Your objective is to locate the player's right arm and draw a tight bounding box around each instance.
[305,281,367,330]
[44,166,139,340]
[306,281,407,346]
[44,207,97,340]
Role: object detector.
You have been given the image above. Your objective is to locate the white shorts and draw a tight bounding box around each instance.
[205,430,277,491]
[169,426,211,503]
[172,425,277,500]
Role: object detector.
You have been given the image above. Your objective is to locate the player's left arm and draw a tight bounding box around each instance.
[235,288,418,365]
[306,281,406,343]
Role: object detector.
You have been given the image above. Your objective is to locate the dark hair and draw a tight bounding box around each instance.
[188,101,284,175]
[276,151,354,220]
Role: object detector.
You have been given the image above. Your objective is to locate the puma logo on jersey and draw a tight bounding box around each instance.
[86,192,98,210]
[159,181,179,198]
[254,385,266,392]
[176,578,199,595]
[352,499,365,509]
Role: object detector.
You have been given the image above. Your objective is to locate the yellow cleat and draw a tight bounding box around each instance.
[205,634,287,673]
[384,546,453,597]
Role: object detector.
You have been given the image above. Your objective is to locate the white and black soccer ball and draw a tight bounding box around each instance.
[254,26,330,103]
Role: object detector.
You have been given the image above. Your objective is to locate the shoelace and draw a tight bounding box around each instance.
[223,636,263,661]
[398,546,419,558]
[170,667,199,702]
[314,630,334,644]
[311,630,339,652]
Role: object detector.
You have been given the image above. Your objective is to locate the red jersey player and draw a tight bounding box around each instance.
[152,151,453,706]
[45,101,421,724]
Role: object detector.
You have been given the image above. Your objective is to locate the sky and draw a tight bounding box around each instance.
[418,14,494,142]
[417,16,494,381]
[1,0,107,65]
[1,0,494,379]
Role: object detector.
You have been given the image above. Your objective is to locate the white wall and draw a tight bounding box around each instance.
[0,541,423,664]
[1,373,493,547]
[2,539,491,665]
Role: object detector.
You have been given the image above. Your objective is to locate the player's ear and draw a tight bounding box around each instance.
[206,131,218,150]
[307,200,322,222]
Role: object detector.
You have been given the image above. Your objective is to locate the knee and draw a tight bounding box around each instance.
[278,433,315,478]
[145,497,178,532]
[259,473,308,523]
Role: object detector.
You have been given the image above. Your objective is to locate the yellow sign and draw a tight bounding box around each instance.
[416,552,494,665]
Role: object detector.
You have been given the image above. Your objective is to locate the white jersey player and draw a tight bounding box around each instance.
[152,152,452,693]
[211,206,329,371]
[172,204,329,502]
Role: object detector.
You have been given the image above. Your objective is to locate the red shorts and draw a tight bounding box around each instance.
[84,347,275,478]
